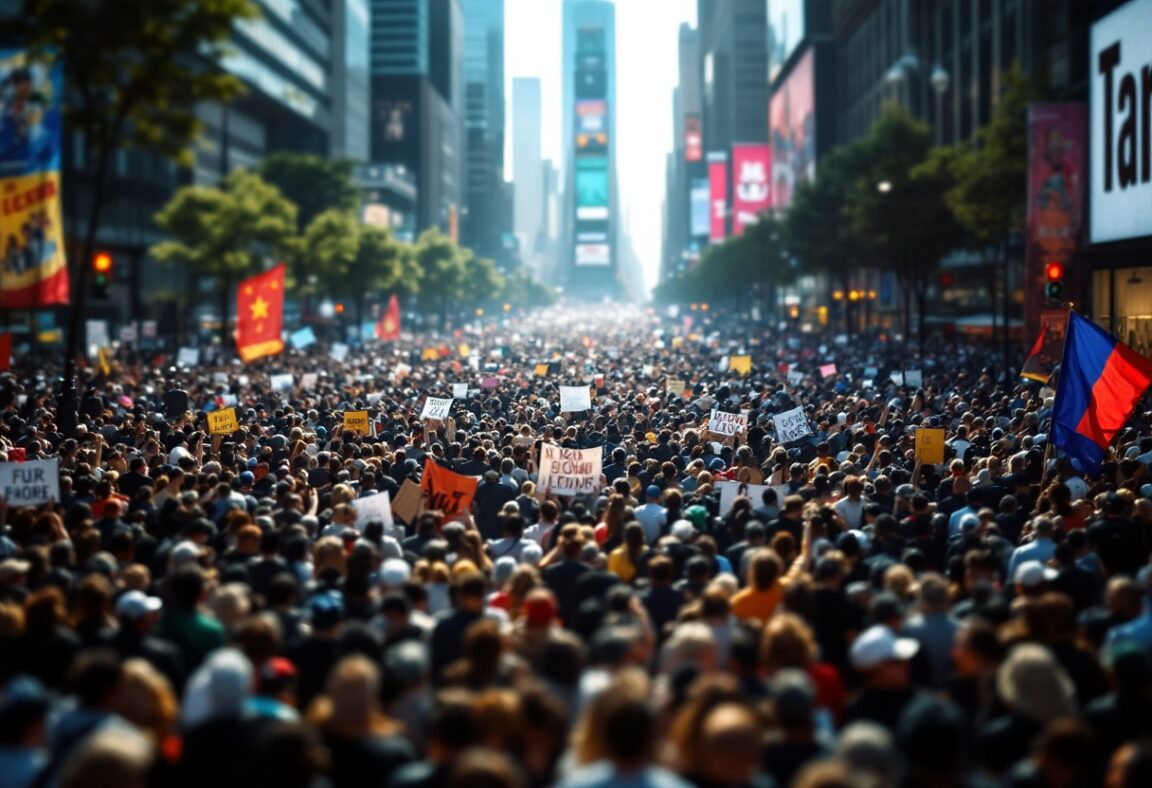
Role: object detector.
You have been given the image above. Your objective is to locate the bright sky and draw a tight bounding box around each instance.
[505,0,697,294]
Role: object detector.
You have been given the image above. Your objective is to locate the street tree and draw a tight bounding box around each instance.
[411,229,466,326]
[344,225,420,328]
[19,0,259,379]
[151,169,297,347]
[259,152,361,232]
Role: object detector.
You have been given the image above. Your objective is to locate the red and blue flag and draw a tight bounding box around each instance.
[1052,311,1152,474]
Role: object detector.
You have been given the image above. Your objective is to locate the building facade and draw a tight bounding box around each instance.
[512,77,545,280]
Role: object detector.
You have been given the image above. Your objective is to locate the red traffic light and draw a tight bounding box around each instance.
[93,252,112,273]
[1045,261,1064,281]
[938,272,955,289]
[334,303,345,315]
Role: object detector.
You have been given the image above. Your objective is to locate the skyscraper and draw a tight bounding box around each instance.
[512,78,544,279]
[562,0,618,298]
[697,0,769,151]
[331,0,371,162]
[370,0,463,234]
[459,0,508,264]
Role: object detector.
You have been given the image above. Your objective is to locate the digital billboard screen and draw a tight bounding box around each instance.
[575,243,611,266]
[690,178,709,238]
[768,0,805,84]
[577,100,606,133]
[769,47,815,211]
[685,115,702,162]
[732,144,771,235]
[707,152,728,243]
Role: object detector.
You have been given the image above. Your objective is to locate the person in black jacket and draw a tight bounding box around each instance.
[109,590,185,693]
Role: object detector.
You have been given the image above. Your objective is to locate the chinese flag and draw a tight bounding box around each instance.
[376,294,401,341]
[236,264,285,363]
[0,331,10,371]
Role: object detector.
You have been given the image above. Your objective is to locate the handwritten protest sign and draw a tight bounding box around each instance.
[391,480,423,523]
[482,376,498,390]
[915,428,946,464]
[534,363,549,377]
[452,383,468,399]
[716,480,771,514]
[352,491,394,530]
[290,327,316,350]
[420,397,453,421]
[890,371,905,386]
[787,370,805,386]
[421,460,478,515]
[559,386,592,412]
[730,355,752,375]
[343,410,370,436]
[538,444,602,495]
[0,459,59,506]
[301,373,318,390]
[330,343,349,362]
[177,347,200,367]
[819,363,838,378]
[773,406,811,443]
[864,366,878,381]
[666,379,686,396]
[270,374,295,392]
[208,407,238,435]
[708,410,748,437]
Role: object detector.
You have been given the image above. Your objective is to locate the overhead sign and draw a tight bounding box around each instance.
[708,409,748,437]
[0,459,59,506]
[538,444,602,495]
[1091,0,1152,243]
[575,243,611,266]
[731,144,772,235]
[773,406,811,443]
[420,396,453,421]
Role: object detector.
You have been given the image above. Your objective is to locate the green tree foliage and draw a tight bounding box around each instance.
[298,209,360,297]
[21,0,260,372]
[152,169,297,345]
[259,152,361,232]
[411,229,466,323]
[459,253,505,310]
[345,225,420,326]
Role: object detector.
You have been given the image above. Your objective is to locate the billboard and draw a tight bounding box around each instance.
[0,48,69,308]
[768,0,805,85]
[690,178,709,238]
[575,244,610,266]
[576,154,608,220]
[576,99,606,132]
[708,152,728,243]
[685,115,702,162]
[1091,0,1152,243]
[1025,103,1086,335]
[769,47,815,211]
[731,144,772,235]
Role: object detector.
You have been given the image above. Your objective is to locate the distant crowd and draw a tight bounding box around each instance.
[1,310,1151,788]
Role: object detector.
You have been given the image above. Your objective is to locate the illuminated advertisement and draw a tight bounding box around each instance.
[769,47,815,211]
[576,155,608,220]
[575,244,610,265]
[768,0,805,85]
[577,100,606,132]
[731,144,771,235]
[685,115,702,162]
[708,151,728,243]
[690,178,709,238]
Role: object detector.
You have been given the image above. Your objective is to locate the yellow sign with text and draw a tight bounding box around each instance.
[343,410,370,436]
[208,407,239,435]
[914,428,946,464]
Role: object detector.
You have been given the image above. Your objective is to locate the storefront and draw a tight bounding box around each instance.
[1086,0,1152,341]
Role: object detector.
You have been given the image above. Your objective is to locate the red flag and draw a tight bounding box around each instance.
[376,294,401,341]
[1020,325,1051,382]
[0,331,10,371]
[236,264,285,363]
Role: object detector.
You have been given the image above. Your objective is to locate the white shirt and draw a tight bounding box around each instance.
[524,521,559,549]
[834,497,865,530]
[1062,475,1089,502]
[633,503,667,544]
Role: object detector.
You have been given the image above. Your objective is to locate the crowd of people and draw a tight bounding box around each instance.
[1,309,1151,788]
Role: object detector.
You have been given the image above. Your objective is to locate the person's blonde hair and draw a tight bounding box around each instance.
[883,564,917,602]
[115,659,178,746]
[760,612,818,671]
[569,667,650,765]
[309,655,401,737]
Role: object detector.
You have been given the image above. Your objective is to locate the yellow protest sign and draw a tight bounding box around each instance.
[208,407,239,435]
[534,363,549,377]
[914,428,946,464]
[343,410,370,436]
[730,355,752,375]
[458,343,471,358]
[671,337,684,349]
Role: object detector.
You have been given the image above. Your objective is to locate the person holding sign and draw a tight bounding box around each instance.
[207,407,238,435]
[343,410,370,436]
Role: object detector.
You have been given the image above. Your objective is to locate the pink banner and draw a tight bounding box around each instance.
[732,144,772,235]
[1025,103,1086,337]
[708,153,728,243]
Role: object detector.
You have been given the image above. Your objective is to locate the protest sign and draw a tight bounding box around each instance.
[330,343,349,362]
[534,363,549,377]
[208,407,238,435]
[301,373,318,390]
[482,376,498,390]
[290,326,317,350]
[538,444,602,495]
[391,480,424,524]
[452,383,468,399]
[890,371,905,386]
[716,480,771,515]
[352,491,394,530]
[730,355,752,375]
[0,459,59,506]
[177,347,200,367]
[915,428,946,464]
[819,363,838,378]
[787,370,805,387]
[708,409,748,437]
[420,396,453,421]
[212,372,229,386]
[559,385,592,412]
[421,460,478,515]
[905,369,923,387]
[120,324,137,344]
[343,410,370,436]
[773,406,812,443]
[864,366,878,381]
[666,379,686,396]
[270,374,294,392]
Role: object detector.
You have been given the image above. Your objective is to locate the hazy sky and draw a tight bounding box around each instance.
[504,0,697,294]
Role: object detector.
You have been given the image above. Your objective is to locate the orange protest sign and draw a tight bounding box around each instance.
[420,459,478,516]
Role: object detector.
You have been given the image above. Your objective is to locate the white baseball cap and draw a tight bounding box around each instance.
[115,590,162,619]
[1014,560,1057,588]
[850,625,920,671]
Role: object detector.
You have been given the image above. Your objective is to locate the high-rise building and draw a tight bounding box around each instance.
[370,0,463,234]
[331,0,372,162]
[661,24,706,283]
[512,78,544,279]
[697,0,769,152]
[562,0,618,298]
[459,0,508,264]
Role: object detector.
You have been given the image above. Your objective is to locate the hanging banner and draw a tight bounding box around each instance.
[731,144,772,235]
[421,459,478,515]
[420,396,453,421]
[1025,103,1085,338]
[708,151,728,243]
[773,406,811,443]
[538,444,602,496]
[559,385,592,412]
[0,49,69,309]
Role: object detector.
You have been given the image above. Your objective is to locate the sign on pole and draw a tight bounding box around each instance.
[538,444,603,495]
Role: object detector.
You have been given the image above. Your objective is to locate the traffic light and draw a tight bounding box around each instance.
[334,302,345,315]
[939,271,955,289]
[92,252,113,298]
[1045,261,1065,302]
